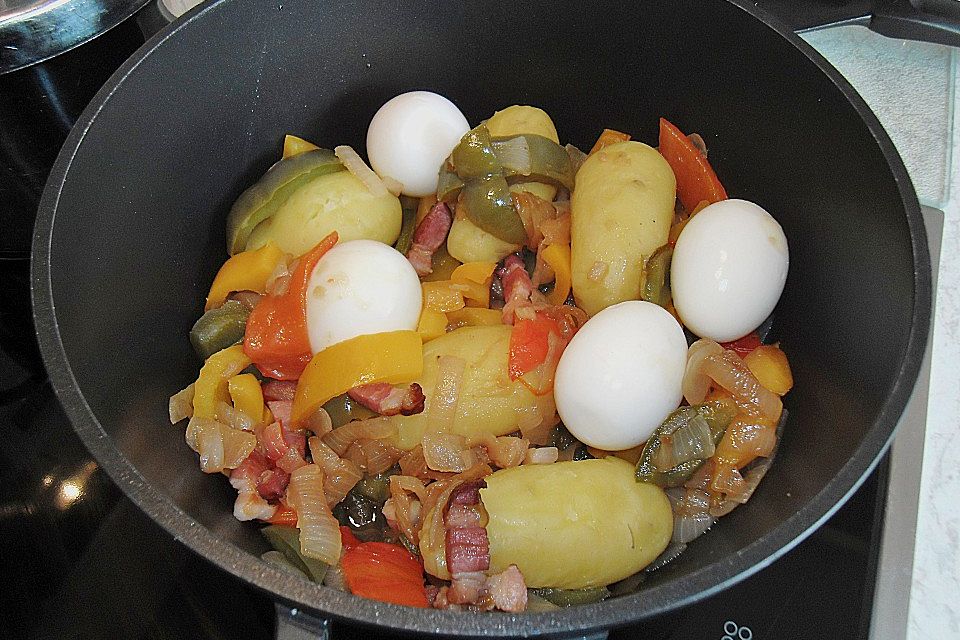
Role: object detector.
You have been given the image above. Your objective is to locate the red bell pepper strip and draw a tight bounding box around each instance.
[339,525,361,550]
[658,117,727,212]
[243,232,339,380]
[508,313,564,381]
[340,540,429,608]
[720,332,762,357]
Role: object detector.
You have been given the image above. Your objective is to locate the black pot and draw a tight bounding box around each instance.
[32,0,931,636]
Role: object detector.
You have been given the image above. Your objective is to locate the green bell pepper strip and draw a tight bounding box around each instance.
[450,124,500,179]
[461,174,527,244]
[322,393,377,428]
[225,149,343,255]
[642,244,673,308]
[530,586,611,607]
[394,196,418,256]
[261,525,329,583]
[189,299,251,361]
[635,398,738,487]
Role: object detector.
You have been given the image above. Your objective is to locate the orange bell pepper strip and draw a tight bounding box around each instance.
[341,540,429,608]
[508,313,564,381]
[243,232,339,380]
[658,117,727,212]
[205,242,286,311]
[540,243,572,306]
[589,128,631,155]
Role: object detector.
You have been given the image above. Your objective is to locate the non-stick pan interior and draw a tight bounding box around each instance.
[33,0,928,635]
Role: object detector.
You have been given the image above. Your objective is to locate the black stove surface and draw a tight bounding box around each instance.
[2,2,891,637]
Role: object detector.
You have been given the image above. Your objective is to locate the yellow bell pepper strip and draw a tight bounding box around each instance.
[451,261,496,308]
[658,118,727,213]
[193,344,252,421]
[292,330,423,425]
[244,232,339,381]
[416,308,448,342]
[446,307,503,329]
[282,134,321,159]
[205,242,286,311]
[422,281,465,313]
[743,345,794,396]
[540,243,571,306]
[228,373,265,423]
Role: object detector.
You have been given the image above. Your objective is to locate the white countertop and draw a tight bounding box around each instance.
[803,26,959,640]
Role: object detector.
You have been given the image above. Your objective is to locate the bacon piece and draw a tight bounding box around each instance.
[446,571,487,606]
[449,480,484,506]
[446,527,490,575]
[445,504,482,529]
[406,201,452,276]
[230,452,277,521]
[262,380,297,402]
[256,467,290,501]
[267,400,292,426]
[347,382,426,416]
[486,565,527,613]
[498,254,535,324]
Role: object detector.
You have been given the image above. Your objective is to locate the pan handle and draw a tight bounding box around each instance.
[867,0,960,47]
[793,0,960,47]
[274,603,330,640]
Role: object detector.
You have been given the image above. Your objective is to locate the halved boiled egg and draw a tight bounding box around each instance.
[305,239,422,353]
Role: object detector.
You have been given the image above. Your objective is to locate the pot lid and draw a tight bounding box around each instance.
[0,0,151,74]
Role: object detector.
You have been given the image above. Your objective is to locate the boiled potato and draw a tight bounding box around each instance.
[446,209,520,264]
[487,104,559,203]
[482,457,672,589]
[389,325,544,449]
[246,170,402,256]
[571,141,676,316]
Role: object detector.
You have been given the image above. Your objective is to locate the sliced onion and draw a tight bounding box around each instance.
[428,356,466,433]
[321,416,396,456]
[682,339,724,405]
[288,464,341,565]
[399,445,430,479]
[228,290,264,310]
[308,436,362,507]
[710,463,745,495]
[334,145,388,197]
[423,432,477,473]
[357,437,403,475]
[673,510,715,544]
[303,406,333,437]
[540,211,571,247]
[217,400,259,432]
[493,136,532,173]
[196,421,224,473]
[169,383,195,424]
[483,435,528,469]
[523,446,559,465]
[389,474,427,545]
[701,351,782,422]
[186,416,256,473]
[265,258,292,297]
[644,541,688,574]
[687,133,708,157]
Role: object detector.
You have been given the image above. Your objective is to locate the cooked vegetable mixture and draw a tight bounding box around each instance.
[169,92,792,612]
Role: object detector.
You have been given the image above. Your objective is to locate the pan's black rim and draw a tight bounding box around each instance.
[31,0,931,635]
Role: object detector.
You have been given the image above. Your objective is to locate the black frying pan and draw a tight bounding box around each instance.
[32,0,931,636]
